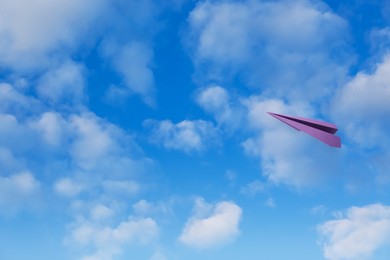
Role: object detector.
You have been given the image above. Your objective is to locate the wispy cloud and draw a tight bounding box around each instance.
[241,180,266,196]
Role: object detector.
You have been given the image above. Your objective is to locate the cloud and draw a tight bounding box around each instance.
[69,113,116,171]
[54,178,84,198]
[0,0,159,105]
[150,251,168,260]
[0,0,108,71]
[102,180,140,197]
[36,60,85,105]
[0,147,24,175]
[67,112,150,179]
[241,180,266,196]
[31,111,67,146]
[194,84,343,188]
[144,119,220,152]
[90,204,115,222]
[318,204,390,260]
[0,171,40,214]
[69,216,158,260]
[242,95,342,188]
[132,199,174,217]
[108,41,156,106]
[0,79,156,260]
[0,113,40,155]
[187,0,350,102]
[195,85,243,131]
[179,198,242,249]
[332,54,390,184]
[0,82,41,116]
[333,54,390,148]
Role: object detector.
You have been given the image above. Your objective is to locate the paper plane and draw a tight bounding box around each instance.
[267,112,341,148]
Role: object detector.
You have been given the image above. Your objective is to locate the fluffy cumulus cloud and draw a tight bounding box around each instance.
[144,119,220,152]
[332,54,390,183]
[187,0,350,102]
[0,0,160,105]
[195,85,243,131]
[0,0,108,71]
[333,55,390,148]
[189,0,350,188]
[179,198,242,249]
[242,96,344,187]
[195,84,343,187]
[0,78,155,258]
[318,204,390,260]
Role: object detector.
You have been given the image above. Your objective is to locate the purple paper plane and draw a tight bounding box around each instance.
[267,112,341,148]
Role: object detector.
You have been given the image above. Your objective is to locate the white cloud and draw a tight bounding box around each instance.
[333,55,390,148]
[242,96,343,188]
[90,204,114,222]
[102,180,140,196]
[0,3,162,260]
[32,112,67,146]
[196,85,229,114]
[194,85,343,188]
[0,147,24,175]
[133,199,154,216]
[109,41,156,106]
[0,0,158,104]
[132,199,173,217]
[0,171,40,213]
[0,0,108,71]
[318,204,390,260]
[70,113,115,170]
[69,216,158,259]
[195,85,242,130]
[332,54,390,184]
[144,119,220,152]
[54,178,83,198]
[68,113,148,178]
[187,0,350,102]
[0,82,41,115]
[36,60,85,104]
[369,28,390,55]
[0,113,39,155]
[179,198,242,249]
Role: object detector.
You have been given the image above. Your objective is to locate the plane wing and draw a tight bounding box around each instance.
[267,112,341,148]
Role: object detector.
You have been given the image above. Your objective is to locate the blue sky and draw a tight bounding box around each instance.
[1,0,390,259]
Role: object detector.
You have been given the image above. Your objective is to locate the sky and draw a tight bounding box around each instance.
[1,0,390,259]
